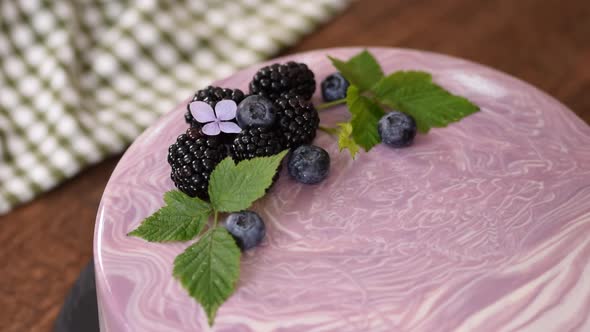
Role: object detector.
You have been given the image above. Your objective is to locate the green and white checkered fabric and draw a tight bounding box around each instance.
[0,0,349,214]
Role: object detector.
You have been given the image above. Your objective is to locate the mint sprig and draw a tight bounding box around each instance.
[326,50,480,157]
[128,151,288,325]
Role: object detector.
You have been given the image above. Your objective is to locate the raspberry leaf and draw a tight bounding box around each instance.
[128,190,212,242]
[173,227,241,326]
[373,70,432,87]
[208,150,288,212]
[337,122,360,159]
[328,50,384,92]
[347,85,385,151]
[372,71,479,133]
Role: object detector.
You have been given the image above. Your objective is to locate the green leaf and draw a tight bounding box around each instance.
[208,151,288,212]
[373,70,432,89]
[173,228,241,326]
[328,50,384,92]
[346,85,385,151]
[337,122,360,158]
[128,190,211,242]
[373,71,480,133]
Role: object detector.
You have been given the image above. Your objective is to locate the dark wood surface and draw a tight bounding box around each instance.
[1,0,589,330]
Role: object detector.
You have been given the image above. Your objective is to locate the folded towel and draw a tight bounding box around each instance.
[0,0,350,214]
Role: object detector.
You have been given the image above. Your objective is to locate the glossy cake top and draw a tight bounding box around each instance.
[94,48,590,331]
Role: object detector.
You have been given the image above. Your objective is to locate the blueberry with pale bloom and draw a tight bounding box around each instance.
[189,99,242,136]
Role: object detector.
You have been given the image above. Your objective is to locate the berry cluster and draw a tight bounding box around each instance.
[249,62,316,100]
[168,62,320,201]
[167,63,419,249]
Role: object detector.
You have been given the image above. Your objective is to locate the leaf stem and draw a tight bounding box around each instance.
[316,98,346,110]
[213,210,219,227]
[318,125,339,136]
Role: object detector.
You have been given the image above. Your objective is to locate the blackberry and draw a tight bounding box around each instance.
[231,127,284,161]
[274,92,320,148]
[249,62,316,100]
[168,128,228,200]
[184,86,245,128]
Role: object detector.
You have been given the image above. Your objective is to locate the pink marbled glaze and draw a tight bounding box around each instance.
[94,48,590,332]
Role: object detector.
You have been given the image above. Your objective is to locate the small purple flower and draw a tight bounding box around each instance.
[189,99,242,136]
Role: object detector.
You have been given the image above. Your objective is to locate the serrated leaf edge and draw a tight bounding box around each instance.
[127,190,212,242]
[173,228,241,326]
[208,151,288,213]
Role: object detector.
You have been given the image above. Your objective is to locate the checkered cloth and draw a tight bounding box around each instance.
[0,0,349,214]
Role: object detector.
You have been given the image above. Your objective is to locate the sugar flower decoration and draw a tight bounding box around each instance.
[189,100,242,136]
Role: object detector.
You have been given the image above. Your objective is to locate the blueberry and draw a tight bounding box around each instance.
[321,72,349,102]
[236,95,277,129]
[378,112,417,148]
[287,145,330,184]
[224,211,266,251]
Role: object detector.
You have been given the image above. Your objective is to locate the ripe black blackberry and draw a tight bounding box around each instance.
[230,127,284,189]
[184,86,245,128]
[168,128,228,200]
[274,92,320,148]
[231,127,284,161]
[249,62,315,100]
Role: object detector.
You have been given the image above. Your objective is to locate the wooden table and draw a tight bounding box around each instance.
[1,0,589,330]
